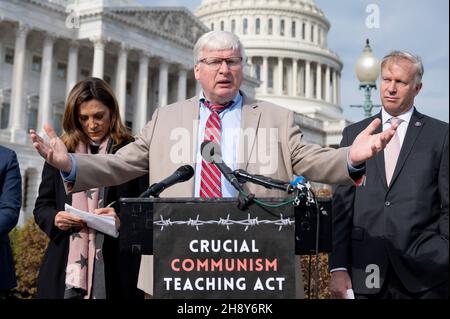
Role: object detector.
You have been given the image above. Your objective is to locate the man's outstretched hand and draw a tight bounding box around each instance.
[30,123,72,173]
[349,118,399,166]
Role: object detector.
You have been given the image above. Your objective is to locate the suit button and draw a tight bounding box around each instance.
[385,201,391,207]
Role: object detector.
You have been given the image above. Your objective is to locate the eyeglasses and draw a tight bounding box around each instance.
[198,57,243,70]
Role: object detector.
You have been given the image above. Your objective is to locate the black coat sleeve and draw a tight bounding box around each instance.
[0,150,21,236]
[330,127,356,270]
[33,163,68,241]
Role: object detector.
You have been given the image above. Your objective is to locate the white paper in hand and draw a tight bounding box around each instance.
[65,203,119,238]
[346,288,355,299]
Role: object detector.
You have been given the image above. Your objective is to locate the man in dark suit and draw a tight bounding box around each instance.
[0,145,21,297]
[330,51,449,299]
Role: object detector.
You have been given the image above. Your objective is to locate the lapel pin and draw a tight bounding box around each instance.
[414,121,422,127]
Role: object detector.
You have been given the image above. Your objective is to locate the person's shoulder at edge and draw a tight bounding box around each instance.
[419,112,448,132]
[0,144,16,156]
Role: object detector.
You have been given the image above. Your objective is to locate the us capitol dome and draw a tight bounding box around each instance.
[196,0,350,146]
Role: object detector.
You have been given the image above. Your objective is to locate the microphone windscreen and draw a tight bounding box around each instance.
[177,165,195,182]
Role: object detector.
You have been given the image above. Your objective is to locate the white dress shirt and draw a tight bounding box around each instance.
[381,106,414,147]
[194,91,242,198]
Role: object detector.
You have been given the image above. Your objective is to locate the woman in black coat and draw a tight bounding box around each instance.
[33,78,147,299]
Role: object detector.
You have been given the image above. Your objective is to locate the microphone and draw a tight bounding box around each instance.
[233,169,295,193]
[139,165,194,198]
[200,141,244,193]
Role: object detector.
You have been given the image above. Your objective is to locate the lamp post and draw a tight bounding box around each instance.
[350,39,383,117]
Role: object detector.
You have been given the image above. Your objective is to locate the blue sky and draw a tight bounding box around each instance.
[138,0,449,123]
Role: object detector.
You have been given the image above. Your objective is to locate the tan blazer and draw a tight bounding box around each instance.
[71,93,353,195]
[70,93,355,297]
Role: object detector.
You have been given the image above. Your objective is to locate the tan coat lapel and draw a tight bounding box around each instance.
[238,93,261,170]
[176,96,199,196]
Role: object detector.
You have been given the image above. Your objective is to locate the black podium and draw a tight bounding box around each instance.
[119,197,332,298]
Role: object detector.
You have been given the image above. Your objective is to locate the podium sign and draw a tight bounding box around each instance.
[152,199,296,299]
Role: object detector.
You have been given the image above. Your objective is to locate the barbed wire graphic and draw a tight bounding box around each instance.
[154,213,294,232]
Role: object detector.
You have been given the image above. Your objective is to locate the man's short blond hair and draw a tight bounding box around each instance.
[381,51,424,85]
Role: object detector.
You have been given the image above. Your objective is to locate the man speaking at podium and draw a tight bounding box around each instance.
[30,31,398,298]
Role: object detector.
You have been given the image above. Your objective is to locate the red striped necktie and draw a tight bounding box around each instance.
[200,100,233,198]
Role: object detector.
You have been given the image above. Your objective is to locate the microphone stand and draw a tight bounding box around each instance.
[233,169,295,193]
[139,183,160,198]
[211,163,255,211]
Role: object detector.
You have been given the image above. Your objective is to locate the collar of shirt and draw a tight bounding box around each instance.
[381,106,414,146]
[198,91,242,118]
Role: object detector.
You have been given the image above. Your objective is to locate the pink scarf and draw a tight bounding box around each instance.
[64,138,109,299]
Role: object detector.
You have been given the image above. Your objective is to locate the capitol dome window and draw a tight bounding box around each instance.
[255,18,261,35]
[268,19,273,35]
[301,22,306,40]
[31,55,42,73]
[56,62,66,78]
[27,96,38,131]
[292,21,296,38]
[211,22,214,30]
[254,64,261,81]
[80,69,89,79]
[243,18,248,35]
[220,21,224,31]
[231,19,236,33]
[4,48,14,65]
[280,19,285,36]
[0,103,10,129]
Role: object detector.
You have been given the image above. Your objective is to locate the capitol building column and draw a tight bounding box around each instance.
[325,65,331,103]
[332,69,338,105]
[115,42,128,121]
[299,62,305,97]
[277,57,283,95]
[247,56,254,79]
[9,23,29,142]
[158,60,169,107]
[305,60,311,99]
[315,62,322,100]
[177,66,188,101]
[91,36,106,79]
[0,38,4,80]
[292,58,298,97]
[337,72,341,105]
[261,56,268,95]
[37,33,55,133]
[134,51,150,134]
[66,41,79,99]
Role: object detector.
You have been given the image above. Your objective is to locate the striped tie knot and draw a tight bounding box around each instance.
[203,100,233,114]
[389,117,403,127]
